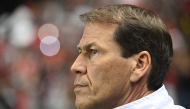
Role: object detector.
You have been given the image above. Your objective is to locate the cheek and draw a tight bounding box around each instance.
[89,59,115,82]
[88,58,131,95]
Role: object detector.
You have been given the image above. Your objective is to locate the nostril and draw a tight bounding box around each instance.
[71,64,87,75]
[70,64,83,74]
[76,71,82,74]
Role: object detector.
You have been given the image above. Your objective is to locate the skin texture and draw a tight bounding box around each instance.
[71,23,153,109]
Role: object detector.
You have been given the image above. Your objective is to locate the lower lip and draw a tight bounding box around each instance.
[74,85,87,91]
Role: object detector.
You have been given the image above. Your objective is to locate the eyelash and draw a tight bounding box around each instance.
[78,49,98,56]
[90,49,98,55]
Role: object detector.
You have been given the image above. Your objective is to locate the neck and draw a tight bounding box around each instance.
[126,83,153,103]
[115,79,154,108]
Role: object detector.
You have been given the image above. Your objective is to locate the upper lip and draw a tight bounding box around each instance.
[74,83,87,88]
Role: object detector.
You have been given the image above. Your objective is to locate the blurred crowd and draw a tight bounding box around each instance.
[0,0,190,109]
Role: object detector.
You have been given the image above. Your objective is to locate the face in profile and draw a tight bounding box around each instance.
[71,23,134,109]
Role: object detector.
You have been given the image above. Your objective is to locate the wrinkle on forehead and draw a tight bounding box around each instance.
[82,22,118,39]
[77,22,122,54]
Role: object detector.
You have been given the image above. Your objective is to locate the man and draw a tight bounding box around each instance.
[70,4,185,109]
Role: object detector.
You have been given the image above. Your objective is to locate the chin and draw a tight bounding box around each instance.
[75,98,96,109]
[75,97,88,109]
[75,102,91,109]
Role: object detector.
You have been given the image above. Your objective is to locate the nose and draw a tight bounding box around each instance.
[70,55,87,75]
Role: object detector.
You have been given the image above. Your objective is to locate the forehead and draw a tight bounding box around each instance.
[78,23,117,48]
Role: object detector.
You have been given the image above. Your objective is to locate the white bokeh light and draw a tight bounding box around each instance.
[40,36,60,56]
[41,35,57,44]
[38,23,59,41]
[9,19,35,48]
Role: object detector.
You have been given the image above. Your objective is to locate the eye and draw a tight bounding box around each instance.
[91,49,98,55]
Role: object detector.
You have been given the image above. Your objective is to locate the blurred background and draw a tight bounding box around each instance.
[0,0,190,109]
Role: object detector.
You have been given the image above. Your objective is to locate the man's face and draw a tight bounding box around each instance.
[71,23,134,109]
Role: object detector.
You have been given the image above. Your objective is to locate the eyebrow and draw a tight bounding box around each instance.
[77,42,97,51]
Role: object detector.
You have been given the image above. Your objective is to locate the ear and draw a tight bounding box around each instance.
[130,51,151,82]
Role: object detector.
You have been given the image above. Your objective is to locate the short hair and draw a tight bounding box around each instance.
[79,4,173,91]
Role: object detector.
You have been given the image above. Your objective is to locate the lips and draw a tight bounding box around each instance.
[74,84,87,88]
[74,77,88,91]
[74,83,88,90]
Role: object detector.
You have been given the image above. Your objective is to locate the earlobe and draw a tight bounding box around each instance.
[130,51,151,82]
